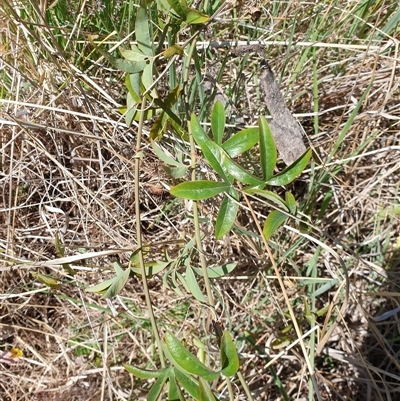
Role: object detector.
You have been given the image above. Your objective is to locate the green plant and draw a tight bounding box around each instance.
[3,0,399,399]
[82,2,313,399]
[171,105,311,239]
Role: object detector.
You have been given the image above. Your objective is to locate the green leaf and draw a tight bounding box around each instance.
[164,332,219,381]
[129,248,148,267]
[263,210,288,241]
[147,367,170,401]
[315,278,340,296]
[317,189,333,221]
[259,116,276,180]
[242,188,288,211]
[125,92,139,126]
[211,100,225,145]
[198,377,217,401]
[142,60,157,98]
[169,114,187,139]
[174,368,200,400]
[163,84,181,108]
[86,276,118,294]
[190,114,210,145]
[220,331,239,377]
[167,0,188,18]
[126,73,141,103]
[130,260,171,277]
[222,127,258,158]
[177,270,190,293]
[170,180,230,200]
[192,263,237,278]
[153,97,182,127]
[135,6,152,57]
[124,365,168,379]
[377,204,400,220]
[185,265,206,302]
[220,150,265,186]
[285,192,297,214]
[87,262,131,298]
[201,141,233,184]
[87,34,146,75]
[327,79,374,164]
[215,191,239,239]
[113,58,147,74]
[267,149,311,186]
[120,45,148,62]
[164,270,184,296]
[168,370,182,401]
[113,261,124,275]
[163,165,188,179]
[152,142,185,167]
[103,267,130,298]
[150,111,168,140]
[186,8,209,24]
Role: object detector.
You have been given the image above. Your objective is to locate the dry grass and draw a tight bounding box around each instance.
[1,0,400,400]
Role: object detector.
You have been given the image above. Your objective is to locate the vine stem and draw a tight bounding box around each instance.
[134,97,165,368]
[183,38,214,307]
